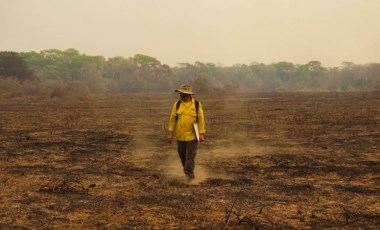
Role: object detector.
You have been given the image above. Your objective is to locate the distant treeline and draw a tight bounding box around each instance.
[0,49,379,97]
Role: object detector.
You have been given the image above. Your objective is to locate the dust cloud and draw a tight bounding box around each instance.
[129,131,238,184]
[161,153,223,185]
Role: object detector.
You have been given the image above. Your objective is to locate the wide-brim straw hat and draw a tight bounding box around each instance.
[175,84,196,95]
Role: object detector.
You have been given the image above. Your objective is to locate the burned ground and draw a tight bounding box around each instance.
[0,92,379,229]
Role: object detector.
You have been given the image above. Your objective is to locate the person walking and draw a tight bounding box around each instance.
[167,84,206,182]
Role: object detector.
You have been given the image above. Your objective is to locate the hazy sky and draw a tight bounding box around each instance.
[1,0,379,67]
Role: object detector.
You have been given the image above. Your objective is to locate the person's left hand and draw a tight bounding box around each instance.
[199,133,205,142]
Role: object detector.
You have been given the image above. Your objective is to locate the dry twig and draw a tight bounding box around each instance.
[38,180,89,194]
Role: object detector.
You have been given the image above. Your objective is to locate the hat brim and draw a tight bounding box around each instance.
[175,89,196,95]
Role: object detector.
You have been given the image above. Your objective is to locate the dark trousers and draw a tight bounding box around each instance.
[177,140,198,179]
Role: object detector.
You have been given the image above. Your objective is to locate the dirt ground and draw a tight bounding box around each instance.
[0,92,379,229]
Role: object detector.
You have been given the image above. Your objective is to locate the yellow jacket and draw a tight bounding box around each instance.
[168,98,206,141]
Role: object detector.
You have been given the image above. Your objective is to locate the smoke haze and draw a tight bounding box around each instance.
[1,0,380,67]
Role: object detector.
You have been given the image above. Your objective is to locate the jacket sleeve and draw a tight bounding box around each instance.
[168,102,177,132]
[197,102,206,134]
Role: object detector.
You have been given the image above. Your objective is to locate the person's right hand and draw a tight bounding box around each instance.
[167,133,173,144]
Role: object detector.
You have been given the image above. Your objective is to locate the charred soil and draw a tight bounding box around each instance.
[0,92,379,229]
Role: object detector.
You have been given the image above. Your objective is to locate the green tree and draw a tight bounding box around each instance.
[104,56,138,93]
[131,54,172,92]
[0,51,34,81]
